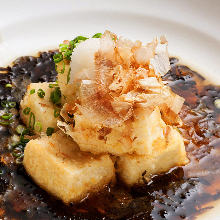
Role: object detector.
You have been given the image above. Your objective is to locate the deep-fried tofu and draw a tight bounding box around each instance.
[117,127,189,186]
[57,113,134,155]
[20,82,59,133]
[58,107,179,156]
[23,132,115,203]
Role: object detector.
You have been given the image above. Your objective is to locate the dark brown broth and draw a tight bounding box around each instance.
[0,53,219,220]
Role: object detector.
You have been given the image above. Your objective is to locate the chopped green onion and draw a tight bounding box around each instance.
[21,128,31,137]
[54,109,60,118]
[34,121,42,132]
[55,63,58,73]
[65,36,88,60]
[50,87,61,105]
[37,89,45,98]
[60,61,65,74]
[67,68,71,83]
[73,36,88,44]
[1,101,16,108]
[53,53,63,63]
[5,83,12,88]
[1,113,13,120]
[28,112,35,130]
[16,125,26,134]
[30,89,35,94]
[1,101,8,108]
[92,33,102,38]
[46,127,54,136]
[8,101,16,108]
[20,135,30,144]
[56,35,90,62]
[12,147,23,158]
[69,40,74,48]
[63,50,73,61]
[15,157,23,164]
[59,44,69,52]
[23,107,31,115]
[0,120,11,125]
[49,83,58,88]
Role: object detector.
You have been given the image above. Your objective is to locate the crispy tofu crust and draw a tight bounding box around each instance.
[58,107,183,156]
[117,127,189,186]
[23,132,115,203]
[20,82,59,133]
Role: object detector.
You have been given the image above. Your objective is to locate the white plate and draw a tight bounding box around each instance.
[0,0,219,219]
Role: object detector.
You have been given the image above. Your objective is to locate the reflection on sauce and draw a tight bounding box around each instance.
[0,53,219,220]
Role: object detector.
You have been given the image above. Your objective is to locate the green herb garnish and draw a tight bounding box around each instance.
[53,33,102,69]
[59,44,69,52]
[10,127,31,164]
[30,89,35,94]
[54,109,60,118]
[0,120,11,126]
[92,33,102,38]
[1,101,16,108]
[54,35,89,64]
[1,113,13,120]
[12,147,24,158]
[67,68,71,83]
[49,83,58,88]
[8,101,16,108]
[1,101,8,108]
[46,127,54,136]
[50,87,61,105]
[16,125,26,134]
[20,129,31,144]
[53,53,63,63]
[63,50,72,61]
[73,36,88,44]
[63,36,88,61]
[37,89,45,98]
[60,61,65,74]
[23,107,31,115]
[5,83,12,88]
[28,112,35,130]
[34,121,42,132]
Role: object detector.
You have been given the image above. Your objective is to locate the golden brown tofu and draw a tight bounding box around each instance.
[23,132,115,203]
[117,127,189,186]
[58,107,179,156]
[20,82,59,133]
[57,114,134,156]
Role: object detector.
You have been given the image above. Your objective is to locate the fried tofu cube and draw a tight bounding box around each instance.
[117,127,189,186]
[57,113,134,156]
[131,107,167,155]
[20,82,59,133]
[23,132,115,203]
[58,107,180,156]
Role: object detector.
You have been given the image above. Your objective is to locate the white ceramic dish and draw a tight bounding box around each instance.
[0,0,219,219]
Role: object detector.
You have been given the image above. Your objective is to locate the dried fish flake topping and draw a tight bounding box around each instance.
[68,31,184,127]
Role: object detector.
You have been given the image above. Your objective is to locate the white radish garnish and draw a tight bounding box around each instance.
[69,38,100,84]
